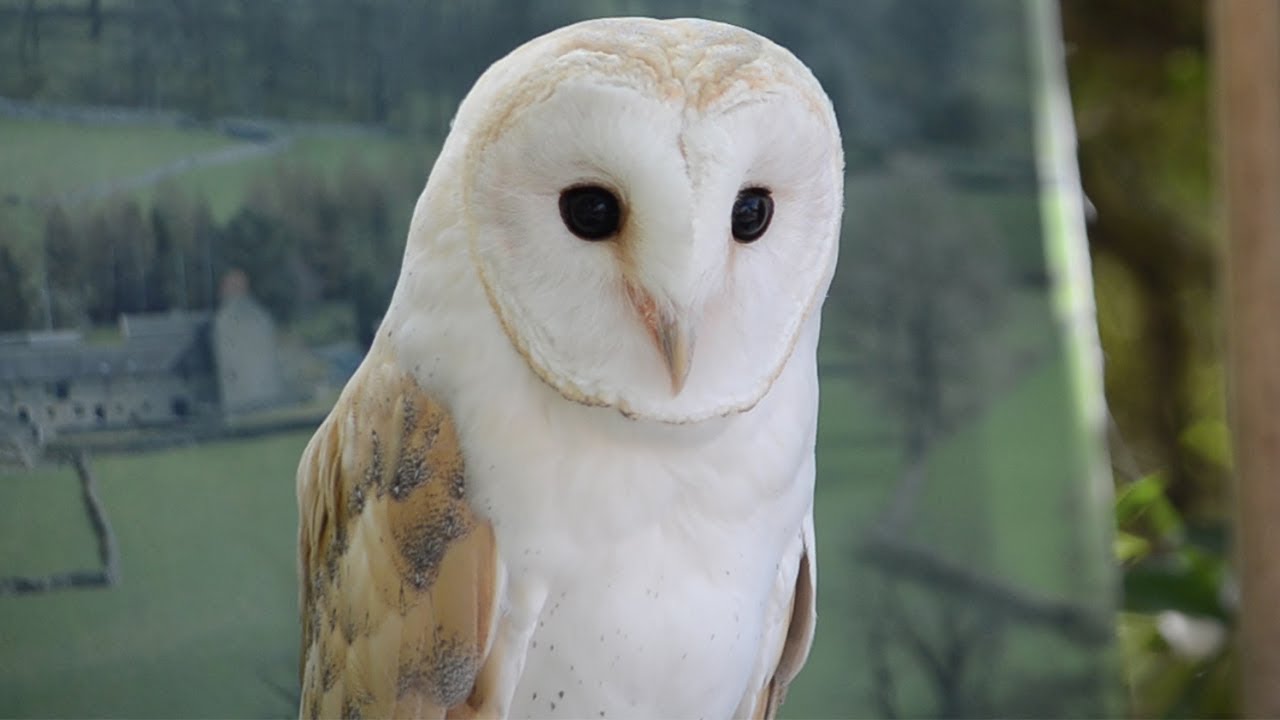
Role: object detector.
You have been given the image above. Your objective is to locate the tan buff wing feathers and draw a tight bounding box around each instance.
[297,358,499,719]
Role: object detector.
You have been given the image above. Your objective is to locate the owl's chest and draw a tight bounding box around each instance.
[503,520,789,719]
[492,455,801,719]
[455,402,811,718]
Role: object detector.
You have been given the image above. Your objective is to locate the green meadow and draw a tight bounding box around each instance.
[0,432,308,718]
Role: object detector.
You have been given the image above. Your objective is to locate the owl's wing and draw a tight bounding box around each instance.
[749,514,818,720]
[297,355,505,719]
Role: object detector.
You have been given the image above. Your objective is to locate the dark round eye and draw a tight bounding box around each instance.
[731,188,773,243]
[559,185,621,241]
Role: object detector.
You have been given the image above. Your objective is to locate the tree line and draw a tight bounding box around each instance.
[0,157,416,346]
[0,0,1029,163]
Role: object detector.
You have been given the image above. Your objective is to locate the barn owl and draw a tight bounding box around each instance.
[297,16,843,720]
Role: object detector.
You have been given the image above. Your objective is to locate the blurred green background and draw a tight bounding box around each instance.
[0,1,1227,718]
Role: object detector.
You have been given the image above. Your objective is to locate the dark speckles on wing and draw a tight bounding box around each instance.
[350,484,366,517]
[391,400,444,501]
[448,468,466,501]
[340,605,367,645]
[391,445,429,500]
[394,503,472,590]
[383,394,473,591]
[431,633,481,706]
[321,656,337,692]
[397,632,479,707]
[325,532,347,585]
[341,691,372,720]
[402,397,419,436]
[352,430,382,514]
[300,363,492,718]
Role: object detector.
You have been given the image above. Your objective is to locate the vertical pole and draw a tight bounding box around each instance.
[1212,1,1280,715]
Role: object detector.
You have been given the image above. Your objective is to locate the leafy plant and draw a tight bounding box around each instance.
[1115,469,1237,718]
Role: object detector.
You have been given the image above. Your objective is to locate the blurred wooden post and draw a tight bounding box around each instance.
[1212,1,1280,715]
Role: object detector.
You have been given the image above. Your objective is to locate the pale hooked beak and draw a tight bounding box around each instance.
[626,282,696,396]
[656,311,695,396]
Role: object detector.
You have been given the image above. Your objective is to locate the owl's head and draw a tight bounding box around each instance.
[447,18,842,424]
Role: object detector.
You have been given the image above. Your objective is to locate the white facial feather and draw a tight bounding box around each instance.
[400,17,843,424]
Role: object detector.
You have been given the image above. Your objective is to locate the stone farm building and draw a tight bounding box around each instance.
[0,290,286,438]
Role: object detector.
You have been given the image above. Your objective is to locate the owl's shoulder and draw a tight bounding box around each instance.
[296,352,501,718]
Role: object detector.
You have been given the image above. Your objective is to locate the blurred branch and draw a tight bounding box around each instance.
[860,530,1113,646]
[864,574,1005,717]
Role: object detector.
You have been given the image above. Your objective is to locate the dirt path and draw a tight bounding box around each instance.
[47,135,293,207]
[0,96,382,208]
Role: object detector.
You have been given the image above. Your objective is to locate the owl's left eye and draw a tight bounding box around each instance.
[560,185,622,241]
[731,188,773,243]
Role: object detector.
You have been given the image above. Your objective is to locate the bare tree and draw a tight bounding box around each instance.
[838,159,1008,529]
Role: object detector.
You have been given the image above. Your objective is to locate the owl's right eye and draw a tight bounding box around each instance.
[559,185,622,241]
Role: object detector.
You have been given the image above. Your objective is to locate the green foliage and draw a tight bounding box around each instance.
[1115,474,1185,549]
[288,301,357,348]
[0,238,31,331]
[236,155,417,345]
[1119,611,1237,720]
[1063,3,1234,715]
[1114,472,1237,718]
[219,208,301,322]
[42,204,88,327]
[751,0,1031,166]
[1062,0,1227,519]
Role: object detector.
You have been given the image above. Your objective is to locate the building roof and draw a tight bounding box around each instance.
[0,330,83,347]
[0,317,214,384]
[119,311,211,340]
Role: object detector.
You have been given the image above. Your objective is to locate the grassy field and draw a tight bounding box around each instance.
[0,432,309,719]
